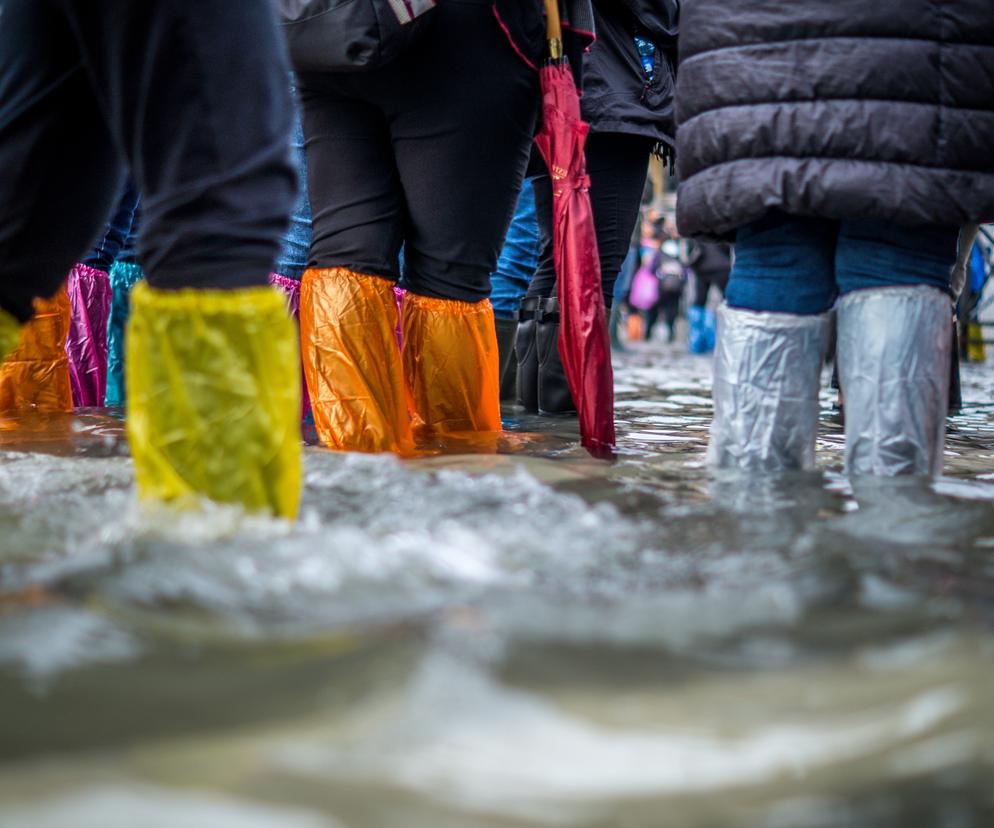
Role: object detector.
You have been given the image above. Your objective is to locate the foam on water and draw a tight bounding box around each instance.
[1,344,994,826]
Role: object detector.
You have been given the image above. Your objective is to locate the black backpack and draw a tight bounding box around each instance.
[278,0,438,73]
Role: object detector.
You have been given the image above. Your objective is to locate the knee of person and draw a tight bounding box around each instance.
[403,264,491,305]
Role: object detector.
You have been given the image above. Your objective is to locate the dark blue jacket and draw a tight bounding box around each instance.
[675,0,994,238]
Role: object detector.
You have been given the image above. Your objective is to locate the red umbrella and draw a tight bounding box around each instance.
[534,0,615,459]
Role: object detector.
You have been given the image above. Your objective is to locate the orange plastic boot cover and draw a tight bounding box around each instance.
[402,293,501,436]
[300,268,413,454]
[0,289,73,413]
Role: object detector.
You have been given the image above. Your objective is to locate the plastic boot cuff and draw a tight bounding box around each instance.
[269,273,311,422]
[300,268,413,454]
[0,308,19,364]
[106,261,145,407]
[126,283,302,518]
[515,296,541,412]
[402,292,501,436]
[0,289,74,413]
[66,263,112,407]
[837,285,951,476]
[708,303,829,471]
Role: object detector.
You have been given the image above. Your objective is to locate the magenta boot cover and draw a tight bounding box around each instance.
[66,263,112,407]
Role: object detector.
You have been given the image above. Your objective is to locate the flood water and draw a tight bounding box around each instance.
[1,338,993,828]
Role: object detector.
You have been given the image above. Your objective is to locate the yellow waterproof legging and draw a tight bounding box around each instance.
[126,283,302,519]
[0,290,73,413]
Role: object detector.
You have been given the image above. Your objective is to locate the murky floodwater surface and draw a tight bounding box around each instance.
[1,341,993,827]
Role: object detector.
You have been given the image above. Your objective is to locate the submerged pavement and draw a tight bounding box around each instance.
[1,339,993,827]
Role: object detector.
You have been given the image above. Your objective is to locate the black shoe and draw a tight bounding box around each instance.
[495,316,518,402]
[537,297,577,416]
[515,296,541,413]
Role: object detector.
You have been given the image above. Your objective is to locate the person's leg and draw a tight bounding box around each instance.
[64,1,297,292]
[527,133,654,309]
[65,261,112,407]
[692,275,710,308]
[527,132,653,415]
[66,182,140,407]
[81,181,140,273]
[644,302,661,339]
[270,102,313,423]
[105,258,144,407]
[609,246,639,352]
[0,1,116,412]
[63,0,302,517]
[526,169,557,301]
[518,165,555,409]
[585,133,656,308]
[709,213,835,471]
[491,180,540,321]
[274,102,312,282]
[489,180,540,400]
[726,214,839,315]
[661,293,680,342]
[688,275,714,354]
[387,0,538,435]
[834,220,960,476]
[294,79,412,453]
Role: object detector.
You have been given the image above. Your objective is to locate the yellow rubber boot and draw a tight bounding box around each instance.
[300,268,413,454]
[125,283,302,519]
[402,293,501,436]
[0,290,73,413]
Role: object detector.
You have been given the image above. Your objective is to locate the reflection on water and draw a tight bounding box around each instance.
[1,341,993,827]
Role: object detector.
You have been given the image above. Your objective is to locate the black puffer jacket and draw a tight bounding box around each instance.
[675,0,994,238]
[582,0,679,149]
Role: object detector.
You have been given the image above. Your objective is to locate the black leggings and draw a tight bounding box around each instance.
[296,0,539,304]
[527,131,654,309]
[0,0,297,322]
[692,274,727,308]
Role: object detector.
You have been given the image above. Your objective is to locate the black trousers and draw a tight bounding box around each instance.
[527,131,654,309]
[0,0,297,322]
[296,0,539,304]
[692,274,728,308]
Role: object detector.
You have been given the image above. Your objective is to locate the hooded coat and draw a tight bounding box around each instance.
[674,0,994,238]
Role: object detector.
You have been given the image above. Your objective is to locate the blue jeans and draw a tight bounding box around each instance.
[81,181,140,272]
[489,179,540,320]
[727,214,959,315]
[274,101,312,281]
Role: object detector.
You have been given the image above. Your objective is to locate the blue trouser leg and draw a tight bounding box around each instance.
[834,220,958,297]
[274,101,312,281]
[81,181,140,272]
[726,214,959,314]
[489,179,539,320]
[726,214,838,315]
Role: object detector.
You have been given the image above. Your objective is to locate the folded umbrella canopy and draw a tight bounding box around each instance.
[535,0,615,458]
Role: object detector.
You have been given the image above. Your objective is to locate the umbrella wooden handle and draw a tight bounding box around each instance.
[544,0,563,59]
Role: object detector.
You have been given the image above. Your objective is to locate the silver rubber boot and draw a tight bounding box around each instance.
[837,285,951,477]
[708,304,830,471]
